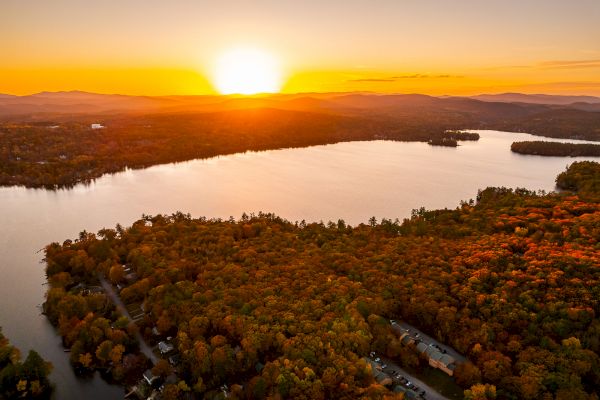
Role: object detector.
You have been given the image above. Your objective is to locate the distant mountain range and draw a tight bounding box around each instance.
[1,90,599,142]
[1,91,599,116]
[469,92,600,105]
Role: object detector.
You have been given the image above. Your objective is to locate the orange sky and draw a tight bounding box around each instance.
[2,0,600,96]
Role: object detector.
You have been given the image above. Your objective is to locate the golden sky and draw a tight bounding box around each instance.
[2,0,600,96]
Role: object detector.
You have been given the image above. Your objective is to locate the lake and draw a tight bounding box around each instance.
[0,129,597,398]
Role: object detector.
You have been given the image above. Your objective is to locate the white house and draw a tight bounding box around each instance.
[91,123,105,129]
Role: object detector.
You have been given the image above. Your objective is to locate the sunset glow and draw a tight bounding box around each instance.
[1,0,599,95]
[213,47,283,95]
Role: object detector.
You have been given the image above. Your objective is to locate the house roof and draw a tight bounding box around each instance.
[143,369,157,384]
[416,342,428,353]
[439,354,455,366]
[424,346,438,357]
[158,341,174,354]
[393,386,418,399]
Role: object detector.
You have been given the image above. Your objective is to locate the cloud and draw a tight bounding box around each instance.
[348,78,397,82]
[391,74,461,79]
[348,74,462,83]
[484,59,600,71]
[538,59,600,69]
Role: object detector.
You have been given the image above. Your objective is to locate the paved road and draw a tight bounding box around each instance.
[392,321,467,364]
[371,355,449,400]
[98,275,158,365]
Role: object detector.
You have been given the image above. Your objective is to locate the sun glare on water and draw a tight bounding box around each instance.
[213,47,283,95]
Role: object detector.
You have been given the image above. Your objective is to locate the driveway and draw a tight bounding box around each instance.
[98,275,158,365]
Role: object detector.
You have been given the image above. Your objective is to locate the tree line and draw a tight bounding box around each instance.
[0,328,53,398]
[511,141,600,157]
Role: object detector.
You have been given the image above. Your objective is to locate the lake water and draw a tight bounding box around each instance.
[0,130,597,399]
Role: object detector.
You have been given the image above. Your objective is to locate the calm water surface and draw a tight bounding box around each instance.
[0,130,597,398]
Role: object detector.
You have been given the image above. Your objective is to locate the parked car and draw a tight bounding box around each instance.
[381,364,388,369]
[374,357,381,363]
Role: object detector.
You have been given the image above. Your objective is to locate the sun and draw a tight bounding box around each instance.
[213,47,282,95]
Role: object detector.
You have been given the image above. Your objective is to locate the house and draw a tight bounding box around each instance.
[158,341,174,355]
[372,368,393,386]
[400,332,415,346]
[415,342,428,354]
[168,354,180,366]
[143,369,158,386]
[415,343,456,376]
[393,386,418,399]
[255,362,265,373]
[91,123,105,129]
[82,285,104,296]
[365,358,393,386]
[432,354,456,376]
[124,272,139,284]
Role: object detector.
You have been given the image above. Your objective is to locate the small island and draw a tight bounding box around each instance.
[428,138,459,147]
[511,140,600,157]
[443,130,480,141]
[428,131,480,147]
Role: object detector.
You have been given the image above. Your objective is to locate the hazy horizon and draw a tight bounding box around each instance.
[3,89,600,99]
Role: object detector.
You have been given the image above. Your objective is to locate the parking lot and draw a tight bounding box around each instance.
[391,320,467,364]
[368,352,450,400]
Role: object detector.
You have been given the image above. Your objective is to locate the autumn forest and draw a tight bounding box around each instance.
[38,162,600,399]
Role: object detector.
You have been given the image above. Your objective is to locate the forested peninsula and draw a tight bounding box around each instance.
[511,141,600,157]
[42,162,600,399]
[0,328,53,398]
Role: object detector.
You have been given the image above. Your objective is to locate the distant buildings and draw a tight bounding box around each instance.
[91,123,104,129]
